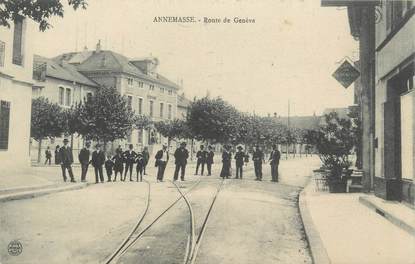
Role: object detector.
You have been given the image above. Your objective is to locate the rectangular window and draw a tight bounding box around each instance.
[65,88,71,106]
[0,40,5,67]
[386,0,414,31]
[127,78,134,86]
[0,101,11,150]
[12,17,23,65]
[160,102,164,118]
[127,95,133,108]
[160,87,165,93]
[59,87,65,105]
[149,100,154,117]
[168,89,172,95]
[149,84,155,91]
[86,92,93,102]
[138,81,144,88]
[138,97,143,115]
[168,104,172,120]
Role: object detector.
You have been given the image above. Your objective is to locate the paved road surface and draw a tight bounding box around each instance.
[0,156,320,264]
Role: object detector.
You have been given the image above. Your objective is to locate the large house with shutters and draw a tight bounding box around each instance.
[32,41,183,159]
[31,54,99,162]
[0,17,36,173]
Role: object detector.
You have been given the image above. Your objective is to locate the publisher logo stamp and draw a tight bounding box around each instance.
[8,240,22,256]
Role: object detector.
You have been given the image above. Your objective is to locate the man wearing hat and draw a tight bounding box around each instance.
[123,144,137,181]
[78,141,91,182]
[234,145,246,179]
[206,145,215,176]
[91,143,105,183]
[269,144,281,182]
[59,138,76,182]
[252,145,265,181]
[174,142,189,181]
[155,144,169,182]
[195,145,208,175]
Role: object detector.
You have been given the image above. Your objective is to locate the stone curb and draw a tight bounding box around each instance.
[0,183,61,195]
[359,196,415,237]
[298,179,331,264]
[0,182,89,203]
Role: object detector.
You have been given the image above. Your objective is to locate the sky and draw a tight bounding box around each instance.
[33,0,359,117]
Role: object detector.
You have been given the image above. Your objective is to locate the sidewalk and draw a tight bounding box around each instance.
[0,155,207,203]
[0,166,90,202]
[300,178,415,264]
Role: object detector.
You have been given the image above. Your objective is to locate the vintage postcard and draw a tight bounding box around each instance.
[0,0,414,263]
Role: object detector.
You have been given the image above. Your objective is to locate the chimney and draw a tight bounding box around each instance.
[96,40,101,52]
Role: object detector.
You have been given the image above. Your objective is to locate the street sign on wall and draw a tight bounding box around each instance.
[332,60,360,88]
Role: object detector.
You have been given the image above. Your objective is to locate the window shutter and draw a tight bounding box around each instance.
[0,101,11,150]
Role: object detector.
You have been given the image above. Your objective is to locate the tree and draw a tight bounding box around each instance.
[31,97,65,162]
[0,0,88,31]
[134,115,152,130]
[154,119,190,148]
[187,97,240,144]
[315,112,355,181]
[76,86,135,148]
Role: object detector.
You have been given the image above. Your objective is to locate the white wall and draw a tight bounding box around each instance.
[0,19,35,174]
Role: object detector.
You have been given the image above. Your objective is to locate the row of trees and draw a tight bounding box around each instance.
[31,86,317,162]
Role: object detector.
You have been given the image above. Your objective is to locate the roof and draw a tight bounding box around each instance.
[34,55,98,87]
[274,115,321,130]
[322,107,350,119]
[70,50,180,89]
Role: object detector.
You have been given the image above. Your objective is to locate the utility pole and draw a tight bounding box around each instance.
[287,99,290,159]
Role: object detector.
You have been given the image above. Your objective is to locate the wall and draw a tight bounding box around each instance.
[0,19,35,174]
[374,9,414,202]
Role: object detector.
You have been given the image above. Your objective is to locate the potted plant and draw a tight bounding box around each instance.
[314,112,355,193]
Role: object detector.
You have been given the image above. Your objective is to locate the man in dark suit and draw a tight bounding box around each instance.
[155,144,169,182]
[91,144,105,183]
[195,145,207,175]
[59,138,75,182]
[123,144,137,181]
[206,145,214,176]
[234,145,246,179]
[252,145,264,181]
[269,144,281,182]
[174,142,189,181]
[78,141,91,182]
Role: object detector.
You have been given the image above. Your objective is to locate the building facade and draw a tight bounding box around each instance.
[31,55,99,162]
[53,42,181,153]
[374,1,414,203]
[0,17,35,173]
[323,0,414,204]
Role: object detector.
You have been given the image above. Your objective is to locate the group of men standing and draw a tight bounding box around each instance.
[219,144,280,182]
[153,142,215,182]
[58,139,150,184]
[57,138,281,184]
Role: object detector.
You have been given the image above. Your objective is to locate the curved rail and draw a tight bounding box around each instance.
[103,179,151,264]
[115,178,202,260]
[172,180,196,264]
[189,178,225,264]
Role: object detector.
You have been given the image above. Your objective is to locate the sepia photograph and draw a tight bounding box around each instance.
[0,0,414,263]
